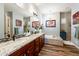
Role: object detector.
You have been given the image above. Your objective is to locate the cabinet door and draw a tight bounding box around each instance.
[9,46,25,56]
[39,35,45,50]
[40,37,42,50]
[41,35,45,47]
[34,46,39,56]
[34,37,40,56]
[4,12,13,38]
[26,47,34,56]
[26,41,34,56]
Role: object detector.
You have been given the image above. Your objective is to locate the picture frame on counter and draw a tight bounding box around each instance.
[32,21,40,28]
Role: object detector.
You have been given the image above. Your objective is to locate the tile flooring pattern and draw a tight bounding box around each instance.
[39,44,79,56]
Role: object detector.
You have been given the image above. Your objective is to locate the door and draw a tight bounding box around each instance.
[4,12,13,39]
[60,12,71,41]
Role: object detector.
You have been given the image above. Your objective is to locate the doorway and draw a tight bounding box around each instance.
[4,12,13,39]
[60,11,71,41]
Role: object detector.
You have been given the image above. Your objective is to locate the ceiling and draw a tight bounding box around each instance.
[4,3,32,17]
[34,3,72,14]
[4,3,76,17]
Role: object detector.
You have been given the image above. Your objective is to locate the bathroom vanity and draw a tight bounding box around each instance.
[0,33,45,56]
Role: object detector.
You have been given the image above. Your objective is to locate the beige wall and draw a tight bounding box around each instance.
[0,4,4,39]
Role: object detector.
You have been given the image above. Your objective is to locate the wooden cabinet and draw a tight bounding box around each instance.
[9,34,45,56]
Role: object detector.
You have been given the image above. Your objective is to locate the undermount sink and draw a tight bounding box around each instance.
[0,36,29,48]
[0,40,13,48]
[0,38,11,43]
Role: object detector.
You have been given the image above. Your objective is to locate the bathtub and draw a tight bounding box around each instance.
[45,35,63,46]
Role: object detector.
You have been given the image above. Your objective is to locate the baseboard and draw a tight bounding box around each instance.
[72,43,79,49]
[63,41,79,49]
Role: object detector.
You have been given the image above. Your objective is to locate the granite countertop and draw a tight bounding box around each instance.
[0,33,44,56]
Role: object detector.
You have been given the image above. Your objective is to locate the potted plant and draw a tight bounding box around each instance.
[39,24,43,33]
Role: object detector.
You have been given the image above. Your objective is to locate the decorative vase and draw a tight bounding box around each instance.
[39,29,42,33]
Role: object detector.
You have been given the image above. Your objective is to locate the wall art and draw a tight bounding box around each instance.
[73,11,79,24]
[32,21,40,29]
[46,20,56,27]
[16,19,22,26]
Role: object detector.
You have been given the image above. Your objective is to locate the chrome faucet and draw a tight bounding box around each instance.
[12,34,16,41]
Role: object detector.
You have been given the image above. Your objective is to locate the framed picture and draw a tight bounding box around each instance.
[46,20,56,27]
[16,19,22,26]
[73,11,79,24]
[32,21,40,28]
